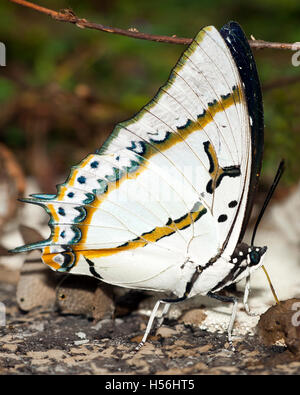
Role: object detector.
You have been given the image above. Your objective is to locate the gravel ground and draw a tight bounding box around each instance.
[0,280,300,375]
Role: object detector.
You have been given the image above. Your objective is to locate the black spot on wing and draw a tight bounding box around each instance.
[206,165,241,194]
[203,141,215,174]
[84,257,103,279]
[228,200,238,208]
[218,214,228,223]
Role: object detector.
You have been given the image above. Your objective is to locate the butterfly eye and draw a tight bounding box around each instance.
[249,250,260,265]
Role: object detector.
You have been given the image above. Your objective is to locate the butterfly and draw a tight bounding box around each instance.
[12,21,272,349]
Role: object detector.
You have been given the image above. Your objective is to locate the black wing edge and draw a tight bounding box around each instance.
[220,21,264,243]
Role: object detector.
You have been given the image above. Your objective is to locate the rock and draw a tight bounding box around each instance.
[257,298,300,356]
[56,275,114,321]
[16,252,58,311]
[16,251,115,321]
[178,308,207,326]
[92,284,115,321]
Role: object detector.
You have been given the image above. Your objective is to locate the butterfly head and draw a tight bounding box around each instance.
[247,245,267,267]
[230,243,267,283]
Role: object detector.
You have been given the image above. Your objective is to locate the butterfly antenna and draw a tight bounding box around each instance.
[251,160,285,247]
[251,160,285,305]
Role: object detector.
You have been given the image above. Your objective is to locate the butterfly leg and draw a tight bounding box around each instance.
[135,299,163,351]
[207,291,238,350]
[135,296,186,351]
[156,302,171,328]
[243,275,259,316]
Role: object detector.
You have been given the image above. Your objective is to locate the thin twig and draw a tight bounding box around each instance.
[250,40,300,51]
[9,0,300,50]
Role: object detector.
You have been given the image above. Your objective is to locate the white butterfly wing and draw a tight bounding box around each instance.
[14,24,259,297]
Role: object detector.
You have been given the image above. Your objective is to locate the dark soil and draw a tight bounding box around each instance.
[1,281,300,375]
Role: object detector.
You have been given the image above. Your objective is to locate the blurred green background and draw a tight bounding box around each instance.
[0,0,299,194]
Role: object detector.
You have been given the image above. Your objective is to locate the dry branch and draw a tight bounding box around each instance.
[9,0,300,51]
